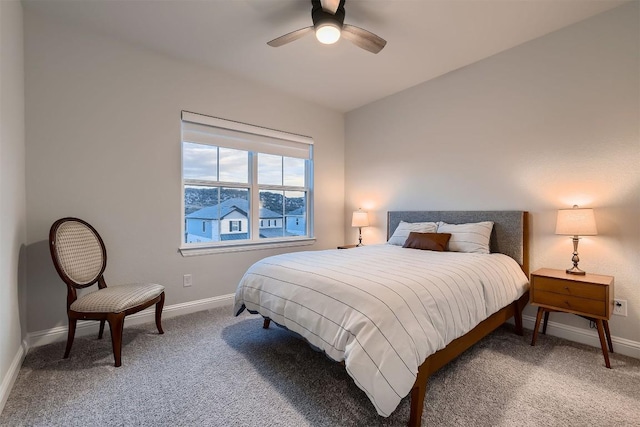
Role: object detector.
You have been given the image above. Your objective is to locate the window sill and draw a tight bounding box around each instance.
[179,237,316,257]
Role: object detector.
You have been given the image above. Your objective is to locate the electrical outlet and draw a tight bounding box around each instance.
[613,299,627,316]
[183,274,192,287]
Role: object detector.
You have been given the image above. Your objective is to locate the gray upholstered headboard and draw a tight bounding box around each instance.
[387,211,529,275]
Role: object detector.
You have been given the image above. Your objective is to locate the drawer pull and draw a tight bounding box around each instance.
[564,286,570,291]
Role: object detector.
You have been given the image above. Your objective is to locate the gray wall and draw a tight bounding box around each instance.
[345,4,640,342]
[0,0,27,408]
[24,10,345,333]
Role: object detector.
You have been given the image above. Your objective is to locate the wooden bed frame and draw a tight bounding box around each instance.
[264,210,530,427]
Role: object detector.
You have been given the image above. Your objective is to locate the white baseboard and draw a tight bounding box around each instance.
[20,296,640,369]
[0,339,28,415]
[27,293,235,349]
[520,314,640,359]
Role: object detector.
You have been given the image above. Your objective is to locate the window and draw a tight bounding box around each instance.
[181,111,314,253]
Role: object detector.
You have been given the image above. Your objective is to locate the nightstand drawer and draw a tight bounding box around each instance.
[532,276,605,300]
[533,290,606,317]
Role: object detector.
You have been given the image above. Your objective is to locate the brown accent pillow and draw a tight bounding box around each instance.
[402,232,452,252]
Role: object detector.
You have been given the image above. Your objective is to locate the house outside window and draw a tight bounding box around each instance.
[181,111,314,254]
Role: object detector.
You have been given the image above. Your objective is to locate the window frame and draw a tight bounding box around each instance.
[180,111,315,256]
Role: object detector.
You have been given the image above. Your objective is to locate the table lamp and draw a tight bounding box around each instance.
[351,210,369,247]
[555,205,597,275]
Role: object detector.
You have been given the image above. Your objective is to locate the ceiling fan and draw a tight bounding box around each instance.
[267,0,387,54]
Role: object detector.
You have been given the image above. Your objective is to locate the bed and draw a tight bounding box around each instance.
[234,210,529,426]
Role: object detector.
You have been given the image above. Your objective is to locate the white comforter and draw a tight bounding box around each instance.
[234,244,529,417]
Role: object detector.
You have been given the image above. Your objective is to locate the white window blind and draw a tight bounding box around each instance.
[181,111,313,159]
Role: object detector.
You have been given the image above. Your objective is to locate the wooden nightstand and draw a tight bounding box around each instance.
[530,268,615,368]
[337,244,358,249]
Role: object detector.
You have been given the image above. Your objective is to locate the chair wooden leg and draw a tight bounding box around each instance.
[108,313,125,367]
[98,320,106,339]
[155,292,165,335]
[263,318,271,329]
[64,318,77,359]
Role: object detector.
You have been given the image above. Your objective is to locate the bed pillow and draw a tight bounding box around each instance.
[436,221,494,254]
[402,232,452,252]
[387,221,438,246]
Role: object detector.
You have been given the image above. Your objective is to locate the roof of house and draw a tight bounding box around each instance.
[286,207,305,216]
[186,198,281,220]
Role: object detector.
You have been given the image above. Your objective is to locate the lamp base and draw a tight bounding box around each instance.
[566,266,586,275]
[566,236,586,275]
[356,227,364,247]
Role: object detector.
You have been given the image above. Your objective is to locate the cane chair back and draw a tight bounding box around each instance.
[50,219,107,288]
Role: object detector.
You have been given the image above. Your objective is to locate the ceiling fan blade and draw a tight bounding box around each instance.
[267,26,314,47]
[341,24,386,54]
[320,0,341,14]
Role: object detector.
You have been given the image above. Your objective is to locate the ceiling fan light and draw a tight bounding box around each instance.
[315,22,341,44]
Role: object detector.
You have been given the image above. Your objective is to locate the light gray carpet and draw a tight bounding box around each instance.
[2,305,639,426]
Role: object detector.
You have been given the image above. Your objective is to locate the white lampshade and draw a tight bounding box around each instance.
[351,211,369,228]
[555,207,597,236]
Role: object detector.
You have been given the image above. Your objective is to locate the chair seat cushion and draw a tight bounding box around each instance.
[71,283,165,313]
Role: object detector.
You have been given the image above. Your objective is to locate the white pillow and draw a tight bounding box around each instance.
[388,221,438,246]
[436,221,494,254]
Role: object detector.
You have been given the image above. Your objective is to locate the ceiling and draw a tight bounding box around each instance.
[23,0,626,113]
